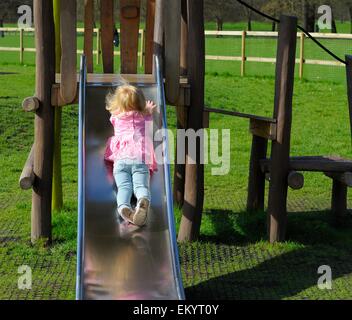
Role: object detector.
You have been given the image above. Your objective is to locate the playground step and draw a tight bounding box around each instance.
[260,156,352,173]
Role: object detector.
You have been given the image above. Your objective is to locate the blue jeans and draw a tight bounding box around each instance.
[113,159,151,211]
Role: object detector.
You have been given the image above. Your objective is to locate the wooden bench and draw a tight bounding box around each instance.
[259,156,352,225]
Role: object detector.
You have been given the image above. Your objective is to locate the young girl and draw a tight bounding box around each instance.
[104,85,158,227]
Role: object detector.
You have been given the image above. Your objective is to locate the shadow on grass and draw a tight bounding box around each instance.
[201,208,352,247]
[185,209,352,299]
[185,244,352,300]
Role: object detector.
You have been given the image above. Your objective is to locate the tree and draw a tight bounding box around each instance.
[0,0,32,37]
[243,0,255,31]
[204,0,239,31]
[260,0,298,31]
[0,0,33,23]
[302,0,317,32]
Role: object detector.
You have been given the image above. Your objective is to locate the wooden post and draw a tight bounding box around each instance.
[140,29,145,67]
[299,32,305,79]
[153,0,164,72]
[331,179,348,226]
[265,171,304,190]
[60,0,77,104]
[173,0,188,207]
[20,28,24,64]
[52,0,63,212]
[144,0,155,74]
[84,0,94,73]
[178,0,205,242]
[241,31,246,77]
[96,28,101,65]
[164,0,181,105]
[267,15,297,243]
[19,145,35,190]
[247,135,268,212]
[345,55,352,140]
[32,0,56,243]
[120,0,141,74]
[101,0,114,73]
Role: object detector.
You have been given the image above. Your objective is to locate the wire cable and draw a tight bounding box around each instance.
[236,0,347,65]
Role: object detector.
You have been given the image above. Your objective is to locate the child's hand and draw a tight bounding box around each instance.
[146,100,157,114]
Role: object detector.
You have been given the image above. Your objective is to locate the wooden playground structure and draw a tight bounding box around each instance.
[19,0,352,245]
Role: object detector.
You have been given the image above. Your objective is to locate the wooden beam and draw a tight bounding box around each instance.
[204,107,276,123]
[164,0,181,105]
[265,171,304,190]
[250,118,277,141]
[247,136,268,212]
[261,156,352,173]
[60,0,77,104]
[180,0,188,76]
[173,0,188,207]
[120,0,141,74]
[177,83,190,107]
[178,0,205,242]
[51,84,78,106]
[325,172,352,187]
[84,0,94,73]
[100,0,114,73]
[52,78,189,107]
[19,145,35,190]
[144,0,155,74]
[267,15,297,243]
[153,0,164,71]
[32,0,56,243]
[22,96,40,112]
[55,73,157,84]
[331,179,348,226]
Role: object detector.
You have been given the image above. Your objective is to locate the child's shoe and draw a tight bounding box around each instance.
[133,198,149,227]
[118,207,134,224]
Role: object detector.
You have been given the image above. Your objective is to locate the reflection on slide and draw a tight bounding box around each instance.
[76,56,184,300]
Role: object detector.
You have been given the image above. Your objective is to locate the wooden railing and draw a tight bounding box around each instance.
[1,28,350,79]
[205,30,351,78]
[0,27,145,66]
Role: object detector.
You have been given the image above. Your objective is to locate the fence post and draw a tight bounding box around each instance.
[96,28,100,65]
[20,28,24,64]
[241,30,246,77]
[140,29,145,67]
[299,32,305,79]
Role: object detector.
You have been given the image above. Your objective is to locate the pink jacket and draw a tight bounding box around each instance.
[104,111,158,174]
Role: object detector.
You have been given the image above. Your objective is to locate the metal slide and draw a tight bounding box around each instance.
[76,56,185,300]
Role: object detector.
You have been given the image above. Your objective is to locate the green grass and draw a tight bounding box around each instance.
[1,21,351,84]
[1,36,352,299]
[3,20,352,32]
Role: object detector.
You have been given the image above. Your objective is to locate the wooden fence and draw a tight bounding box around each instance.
[0,27,145,66]
[205,30,351,79]
[0,28,350,79]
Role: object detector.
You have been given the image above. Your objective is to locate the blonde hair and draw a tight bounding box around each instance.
[106,85,146,115]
